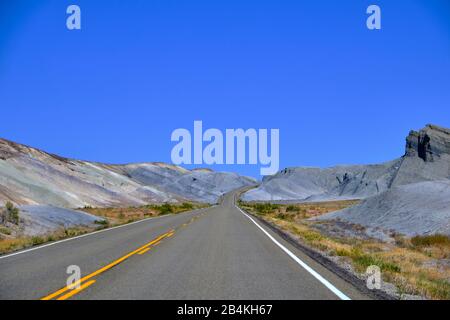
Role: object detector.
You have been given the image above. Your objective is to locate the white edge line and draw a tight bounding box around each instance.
[237,206,351,301]
[0,207,210,260]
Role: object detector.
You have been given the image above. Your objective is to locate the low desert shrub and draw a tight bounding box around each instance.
[5,202,19,225]
[158,203,174,215]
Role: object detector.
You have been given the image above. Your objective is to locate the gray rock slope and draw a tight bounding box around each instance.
[121,164,254,203]
[242,160,401,202]
[0,138,255,207]
[19,205,104,236]
[316,180,450,237]
[243,124,450,202]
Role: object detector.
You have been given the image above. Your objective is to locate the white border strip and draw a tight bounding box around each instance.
[0,207,209,260]
[237,206,351,300]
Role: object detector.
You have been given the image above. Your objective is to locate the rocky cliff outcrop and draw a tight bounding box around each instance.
[392,125,450,187]
[405,124,450,161]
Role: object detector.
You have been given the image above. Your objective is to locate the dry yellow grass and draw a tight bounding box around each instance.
[0,226,94,255]
[240,201,450,300]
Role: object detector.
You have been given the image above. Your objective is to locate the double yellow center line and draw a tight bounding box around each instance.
[41,230,175,300]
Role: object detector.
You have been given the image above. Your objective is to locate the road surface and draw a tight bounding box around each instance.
[0,190,369,300]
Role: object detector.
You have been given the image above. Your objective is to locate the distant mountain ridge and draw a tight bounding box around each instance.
[242,124,450,202]
[0,138,256,207]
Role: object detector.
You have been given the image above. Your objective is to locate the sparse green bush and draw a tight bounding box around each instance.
[0,226,11,235]
[158,203,174,215]
[335,248,351,257]
[31,236,45,246]
[94,220,109,228]
[286,205,297,212]
[253,203,279,214]
[5,201,19,225]
[181,202,194,210]
[302,231,324,243]
[276,213,294,221]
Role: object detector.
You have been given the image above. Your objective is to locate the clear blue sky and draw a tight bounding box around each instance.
[0,0,449,178]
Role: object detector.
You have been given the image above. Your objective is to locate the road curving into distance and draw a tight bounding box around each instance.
[0,189,370,300]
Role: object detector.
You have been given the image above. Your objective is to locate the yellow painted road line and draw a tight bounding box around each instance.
[139,230,175,251]
[137,247,151,255]
[56,280,96,301]
[41,231,171,300]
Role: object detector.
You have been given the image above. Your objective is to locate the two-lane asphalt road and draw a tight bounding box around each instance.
[0,190,369,300]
